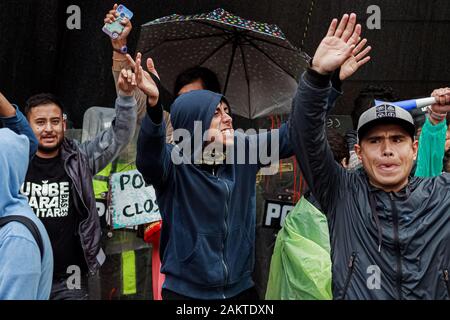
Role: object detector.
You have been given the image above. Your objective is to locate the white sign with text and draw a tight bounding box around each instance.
[111,170,161,229]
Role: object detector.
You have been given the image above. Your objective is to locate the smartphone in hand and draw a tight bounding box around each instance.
[102,4,134,40]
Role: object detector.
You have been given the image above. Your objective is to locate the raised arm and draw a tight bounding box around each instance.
[415,87,450,177]
[132,53,174,189]
[104,5,173,143]
[289,13,371,213]
[251,28,371,170]
[105,5,148,122]
[0,92,38,157]
[79,60,138,175]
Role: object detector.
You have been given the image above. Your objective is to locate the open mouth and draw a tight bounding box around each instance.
[378,164,399,172]
[221,128,234,136]
[42,136,56,142]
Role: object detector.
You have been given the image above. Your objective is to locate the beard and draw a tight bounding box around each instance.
[38,137,64,154]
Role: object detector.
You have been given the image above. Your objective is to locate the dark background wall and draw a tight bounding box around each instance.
[1,0,449,128]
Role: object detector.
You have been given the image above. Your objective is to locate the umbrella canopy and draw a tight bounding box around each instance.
[136,8,309,119]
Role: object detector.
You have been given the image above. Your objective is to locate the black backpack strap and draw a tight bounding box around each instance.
[0,215,44,260]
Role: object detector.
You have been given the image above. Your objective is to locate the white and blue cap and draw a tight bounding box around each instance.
[357,102,416,141]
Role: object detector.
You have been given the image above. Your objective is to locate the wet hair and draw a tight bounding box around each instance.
[352,85,397,129]
[24,93,64,117]
[174,66,221,96]
[327,128,349,165]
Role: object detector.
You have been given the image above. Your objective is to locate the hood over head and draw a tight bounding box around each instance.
[170,90,224,136]
[170,90,231,164]
[0,128,31,217]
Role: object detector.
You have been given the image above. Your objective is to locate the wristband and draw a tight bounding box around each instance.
[427,105,447,122]
[113,45,128,54]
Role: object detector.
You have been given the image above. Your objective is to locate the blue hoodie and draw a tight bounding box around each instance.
[137,90,293,299]
[0,129,53,300]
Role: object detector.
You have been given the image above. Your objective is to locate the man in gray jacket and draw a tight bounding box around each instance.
[19,68,138,299]
[290,13,450,299]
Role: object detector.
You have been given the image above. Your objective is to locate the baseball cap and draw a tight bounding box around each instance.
[357,102,416,141]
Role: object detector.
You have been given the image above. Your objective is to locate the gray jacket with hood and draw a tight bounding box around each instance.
[290,69,450,300]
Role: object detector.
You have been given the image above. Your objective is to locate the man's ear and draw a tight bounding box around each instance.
[412,139,419,161]
[354,143,362,161]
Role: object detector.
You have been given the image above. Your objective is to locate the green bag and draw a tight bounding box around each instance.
[265,197,332,300]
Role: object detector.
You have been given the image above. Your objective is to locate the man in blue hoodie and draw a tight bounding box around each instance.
[128,49,290,299]
[137,85,292,300]
[0,98,53,299]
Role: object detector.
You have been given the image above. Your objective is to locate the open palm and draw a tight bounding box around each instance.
[312,14,363,75]
[340,38,372,80]
[313,36,354,74]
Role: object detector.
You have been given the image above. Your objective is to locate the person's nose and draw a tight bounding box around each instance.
[381,140,394,157]
[43,122,53,132]
[222,112,232,126]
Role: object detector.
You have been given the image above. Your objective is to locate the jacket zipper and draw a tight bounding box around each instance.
[444,269,450,298]
[341,252,357,300]
[64,156,94,274]
[390,193,403,300]
[218,176,230,298]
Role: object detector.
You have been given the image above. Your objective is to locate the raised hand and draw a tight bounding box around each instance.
[117,68,137,96]
[430,87,450,114]
[340,38,372,80]
[311,13,362,75]
[126,53,160,107]
[104,3,132,51]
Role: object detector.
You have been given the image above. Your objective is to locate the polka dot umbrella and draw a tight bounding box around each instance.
[136,8,309,119]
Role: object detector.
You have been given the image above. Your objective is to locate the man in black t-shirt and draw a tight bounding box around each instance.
[20,66,140,299]
[21,155,87,297]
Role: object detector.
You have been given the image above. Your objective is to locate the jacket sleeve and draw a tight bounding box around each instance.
[415,117,447,177]
[0,105,38,157]
[136,102,173,189]
[289,69,350,215]
[79,95,137,176]
[327,69,343,113]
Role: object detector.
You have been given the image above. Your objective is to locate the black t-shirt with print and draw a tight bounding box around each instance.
[22,154,86,276]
